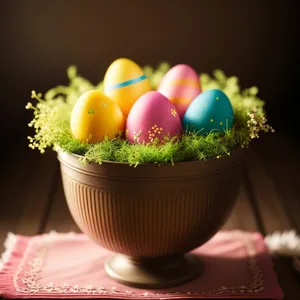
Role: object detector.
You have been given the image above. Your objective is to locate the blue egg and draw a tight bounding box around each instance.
[183,89,234,135]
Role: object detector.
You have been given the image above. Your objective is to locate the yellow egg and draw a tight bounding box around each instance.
[103,58,152,116]
[70,90,125,143]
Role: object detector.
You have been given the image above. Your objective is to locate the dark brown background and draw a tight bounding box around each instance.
[1,3,300,297]
[0,0,299,154]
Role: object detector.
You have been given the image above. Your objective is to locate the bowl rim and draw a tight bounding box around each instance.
[57,145,244,167]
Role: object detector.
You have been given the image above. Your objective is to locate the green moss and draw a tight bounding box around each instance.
[26,62,274,166]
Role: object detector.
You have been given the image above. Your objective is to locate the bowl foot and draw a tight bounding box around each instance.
[104,253,203,289]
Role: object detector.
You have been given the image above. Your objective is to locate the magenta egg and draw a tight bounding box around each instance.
[126,91,183,144]
[157,64,201,119]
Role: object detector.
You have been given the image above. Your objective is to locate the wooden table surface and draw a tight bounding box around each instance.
[1,132,300,300]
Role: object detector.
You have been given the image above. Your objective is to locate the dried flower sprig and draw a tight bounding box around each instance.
[247,108,275,140]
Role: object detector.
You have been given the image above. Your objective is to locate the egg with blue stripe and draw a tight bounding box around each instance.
[104,58,152,116]
[183,89,234,135]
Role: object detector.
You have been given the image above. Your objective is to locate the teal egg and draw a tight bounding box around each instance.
[183,89,234,135]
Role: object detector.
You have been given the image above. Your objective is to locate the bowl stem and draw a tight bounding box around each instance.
[104,253,203,289]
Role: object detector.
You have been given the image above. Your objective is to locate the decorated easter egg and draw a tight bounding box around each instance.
[183,89,234,135]
[70,90,125,143]
[103,58,152,116]
[157,64,201,119]
[126,91,182,144]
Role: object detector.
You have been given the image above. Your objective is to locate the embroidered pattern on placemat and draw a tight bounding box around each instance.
[13,232,264,297]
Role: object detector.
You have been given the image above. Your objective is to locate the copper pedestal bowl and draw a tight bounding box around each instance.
[57,149,244,289]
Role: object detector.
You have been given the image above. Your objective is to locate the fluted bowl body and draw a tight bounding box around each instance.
[58,149,243,257]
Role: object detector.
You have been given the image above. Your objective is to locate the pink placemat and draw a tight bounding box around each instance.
[0,230,283,299]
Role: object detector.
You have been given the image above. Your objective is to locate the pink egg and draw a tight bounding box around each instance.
[126,91,183,144]
[157,64,201,119]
